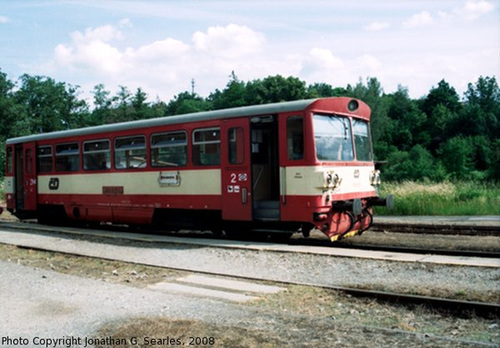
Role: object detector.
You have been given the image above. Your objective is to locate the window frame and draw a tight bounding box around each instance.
[150,130,188,167]
[83,139,111,171]
[114,135,147,170]
[55,142,80,172]
[192,127,221,166]
[37,145,53,173]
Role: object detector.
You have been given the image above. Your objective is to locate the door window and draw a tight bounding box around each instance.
[228,127,244,164]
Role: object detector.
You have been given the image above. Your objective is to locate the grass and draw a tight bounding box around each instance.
[376,180,500,216]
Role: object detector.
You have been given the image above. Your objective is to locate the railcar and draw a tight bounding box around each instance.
[4,97,392,242]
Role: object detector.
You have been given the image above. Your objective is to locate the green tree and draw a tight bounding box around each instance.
[14,74,88,133]
[209,72,247,109]
[91,84,114,125]
[131,87,150,119]
[245,75,308,104]
[166,91,210,115]
[306,83,346,98]
[438,137,474,179]
[386,86,427,151]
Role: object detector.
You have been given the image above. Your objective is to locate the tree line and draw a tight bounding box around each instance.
[0,69,498,181]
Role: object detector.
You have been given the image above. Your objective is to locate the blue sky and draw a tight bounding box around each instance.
[1,0,498,103]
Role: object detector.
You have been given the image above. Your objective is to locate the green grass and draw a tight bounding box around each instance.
[376,181,500,216]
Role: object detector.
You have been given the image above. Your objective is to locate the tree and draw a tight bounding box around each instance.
[166,91,210,115]
[386,86,427,151]
[14,74,88,134]
[91,84,113,125]
[209,72,247,109]
[245,75,308,104]
[307,83,346,98]
[438,137,474,179]
[421,79,461,116]
[462,76,499,139]
[131,87,149,119]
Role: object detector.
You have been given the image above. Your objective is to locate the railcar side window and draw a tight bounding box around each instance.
[6,147,13,174]
[287,116,304,160]
[353,120,373,161]
[228,127,244,164]
[55,143,80,172]
[313,114,354,161]
[193,128,220,166]
[84,140,111,171]
[114,136,147,169]
[37,146,53,173]
[151,131,187,167]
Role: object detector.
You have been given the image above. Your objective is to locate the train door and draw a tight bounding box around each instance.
[221,119,252,221]
[14,142,38,213]
[251,116,280,220]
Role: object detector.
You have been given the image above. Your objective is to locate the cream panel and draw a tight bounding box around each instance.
[38,170,221,195]
[4,177,14,194]
[284,165,376,196]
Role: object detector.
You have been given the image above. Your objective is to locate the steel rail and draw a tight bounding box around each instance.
[371,223,500,236]
[1,220,499,260]
[6,235,500,319]
[0,222,498,319]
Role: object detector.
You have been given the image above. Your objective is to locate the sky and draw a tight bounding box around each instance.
[0,0,498,104]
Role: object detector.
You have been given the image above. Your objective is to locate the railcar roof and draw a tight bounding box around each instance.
[6,98,319,145]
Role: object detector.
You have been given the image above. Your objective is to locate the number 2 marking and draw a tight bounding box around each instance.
[230,173,237,183]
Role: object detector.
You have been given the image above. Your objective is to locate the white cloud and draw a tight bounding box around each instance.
[403,11,434,28]
[454,0,495,20]
[364,21,390,32]
[192,24,265,58]
[50,23,269,99]
[54,25,125,75]
[0,15,9,23]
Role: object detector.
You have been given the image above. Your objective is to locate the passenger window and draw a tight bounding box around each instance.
[193,128,220,166]
[115,136,146,169]
[83,140,111,171]
[287,116,304,160]
[228,127,244,164]
[6,147,13,174]
[55,143,80,172]
[37,146,53,173]
[151,131,187,167]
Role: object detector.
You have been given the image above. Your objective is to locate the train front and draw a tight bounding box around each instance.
[301,98,393,242]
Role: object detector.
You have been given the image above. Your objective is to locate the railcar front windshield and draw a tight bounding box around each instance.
[313,114,373,162]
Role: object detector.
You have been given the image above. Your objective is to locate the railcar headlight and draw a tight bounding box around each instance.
[324,171,341,188]
[370,170,381,186]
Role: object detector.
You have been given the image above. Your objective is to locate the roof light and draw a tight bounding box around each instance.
[348,99,359,112]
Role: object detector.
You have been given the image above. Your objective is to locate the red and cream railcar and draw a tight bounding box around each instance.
[4,97,392,242]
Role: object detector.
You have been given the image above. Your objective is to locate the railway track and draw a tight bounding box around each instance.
[371,221,500,236]
[0,220,498,319]
[1,220,499,260]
